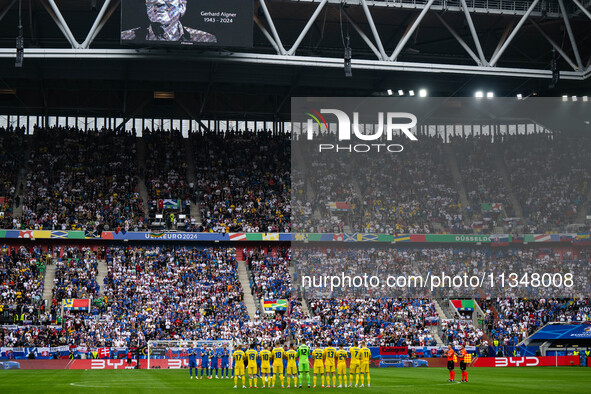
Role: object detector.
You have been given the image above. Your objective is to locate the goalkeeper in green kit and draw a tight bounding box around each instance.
[297,342,311,388]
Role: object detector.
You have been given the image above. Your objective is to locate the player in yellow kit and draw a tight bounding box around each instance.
[245,345,259,388]
[336,344,348,388]
[232,346,246,389]
[359,342,371,387]
[324,343,337,388]
[312,345,325,388]
[259,345,272,388]
[349,341,361,387]
[271,342,285,388]
[285,344,298,388]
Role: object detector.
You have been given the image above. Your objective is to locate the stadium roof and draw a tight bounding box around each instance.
[0,0,590,120]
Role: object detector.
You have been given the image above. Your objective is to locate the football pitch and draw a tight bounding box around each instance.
[1,367,590,393]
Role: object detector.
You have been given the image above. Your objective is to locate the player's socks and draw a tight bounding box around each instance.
[234,376,238,385]
[306,372,310,387]
[360,375,364,385]
[451,371,455,381]
[313,376,317,386]
[367,374,370,386]
[356,373,360,386]
[321,376,325,387]
[242,376,245,386]
[338,376,342,386]
[333,376,336,387]
[294,376,298,387]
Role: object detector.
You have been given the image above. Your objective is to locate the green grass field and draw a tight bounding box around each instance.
[1,367,590,393]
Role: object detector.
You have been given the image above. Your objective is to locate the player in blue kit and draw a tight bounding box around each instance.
[256,344,262,378]
[188,345,198,379]
[210,348,219,379]
[221,344,231,379]
[200,348,211,379]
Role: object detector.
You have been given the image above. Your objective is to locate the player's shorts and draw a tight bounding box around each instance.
[234,364,245,376]
[447,360,454,370]
[313,364,325,374]
[337,363,347,375]
[189,360,197,368]
[273,363,284,375]
[261,365,271,374]
[286,363,297,375]
[325,362,335,373]
[360,362,369,373]
[460,361,467,371]
[201,362,209,369]
[221,361,229,368]
[247,365,258,375]
[211,360,218,369]
[349,362,360,374]
[298,362,310,373]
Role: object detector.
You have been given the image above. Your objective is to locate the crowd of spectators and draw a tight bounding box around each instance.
[483,297,590,346]
[52,247,99,301]
[501,133,591,233]
[0,246,47,324]
[303,298,439,346]
[192,130,290,233]
[452,135,514,221]
[356,136,464,234]
[18,126,145,232]
[0,127,590,233]
[0,244,590,350]
[440,319,486,346]
[0,126,26,229]
[144,129,192,216]
[245,247,293,300]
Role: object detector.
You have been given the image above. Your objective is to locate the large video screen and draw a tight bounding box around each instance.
[121,0,253,47]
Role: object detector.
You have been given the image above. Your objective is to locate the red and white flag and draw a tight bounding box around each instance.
[98,347,111,358]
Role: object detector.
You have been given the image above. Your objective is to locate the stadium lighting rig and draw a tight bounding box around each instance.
[15,0,23,68]
[344,35,352,78]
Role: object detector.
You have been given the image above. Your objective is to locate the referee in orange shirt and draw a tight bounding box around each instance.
[446,345,456,382]
[459,345,471,383]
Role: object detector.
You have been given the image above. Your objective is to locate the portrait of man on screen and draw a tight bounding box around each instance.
[121,0,217,43]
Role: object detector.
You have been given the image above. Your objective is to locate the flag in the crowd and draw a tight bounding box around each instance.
[163,199,181,209]
[50,231,68,239]
[481,203,502,212]
[327,202,350,212]
[491,203,502,212]
[491,234,510,246]
[263,299,288,312]
[62,299,91,311]
[573,233,591,245]
[262,233,279,241]
[393,234,410,243]
[98,347,111,358]
[451,300,475,311]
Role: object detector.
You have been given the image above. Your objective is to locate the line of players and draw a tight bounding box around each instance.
[231,341,371,389]
[188,344,233,379]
